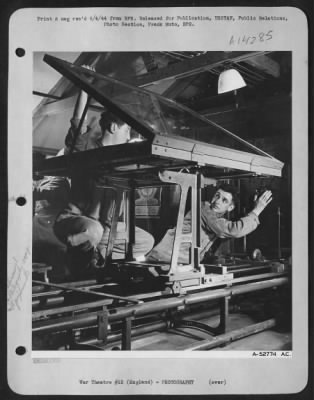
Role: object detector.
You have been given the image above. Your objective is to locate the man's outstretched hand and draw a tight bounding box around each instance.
[252,190,273,216]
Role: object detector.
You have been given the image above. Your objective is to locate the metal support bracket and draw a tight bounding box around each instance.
[104,188,124,264]
[126,183,136,261]
[159,170,202,276]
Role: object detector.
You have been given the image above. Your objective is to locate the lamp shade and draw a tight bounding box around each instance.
[218,68,246,94]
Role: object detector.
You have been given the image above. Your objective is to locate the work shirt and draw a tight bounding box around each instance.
[147,201,260,264]
[55,118,154,260]
[64,118,103,152]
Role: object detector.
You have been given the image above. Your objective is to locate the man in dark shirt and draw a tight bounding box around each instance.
[53,83,154,278]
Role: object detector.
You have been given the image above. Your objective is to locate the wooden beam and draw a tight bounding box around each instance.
[162,76,199,99]
[123,51,260,87]
[244,55,280,77]
[142,79,176,95]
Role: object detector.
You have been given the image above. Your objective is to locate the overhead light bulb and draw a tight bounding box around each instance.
[218,68,246,94]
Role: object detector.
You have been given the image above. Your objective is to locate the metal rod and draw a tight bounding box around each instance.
[227,265,271,274]
[32,280,112,298]
[69,95,92,155]
[121,317,133,350]
[230,272,288,285]
[194,171,202,270]
[97,309,108,342]
[184,318,276,350]
[215,173,260,180]
[77,320,168,348]
[104,189,124,263]
[243,207,247,253]
[219,296,229,334]
[170,182,189,274]
[32,296,65,309]
[33,277,289,334]
[77,307,222,348]
[32,299,113,319]
[32,90,62,100]
[231,277,288,296]
[127,184,135,260]
[32,280,141,304]
[277,206,282,258]
[32,90,110,112]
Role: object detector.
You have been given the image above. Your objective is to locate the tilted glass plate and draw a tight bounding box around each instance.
[43,54,278,159]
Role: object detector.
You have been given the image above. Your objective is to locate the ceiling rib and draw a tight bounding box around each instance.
[124,52,264,87]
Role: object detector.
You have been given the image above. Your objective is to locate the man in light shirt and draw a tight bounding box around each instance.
[146,184,272,266]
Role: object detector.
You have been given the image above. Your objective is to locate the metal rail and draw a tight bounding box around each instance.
[33,277,289,334]
[184,318,277,351]
[32,299,113,319]
[32,280,142,305]
[76,307,221,348]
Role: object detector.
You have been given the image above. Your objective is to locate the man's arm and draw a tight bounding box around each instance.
[203,190,273,239]
[72,89,89,121]
[64,65,94,153]
[207,212,260,238]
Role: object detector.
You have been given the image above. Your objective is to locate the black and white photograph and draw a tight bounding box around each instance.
[6,6,309,396]
[32,50,292,352]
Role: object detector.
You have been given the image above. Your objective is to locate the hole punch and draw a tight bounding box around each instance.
[16,197,26,206]
[15,48,25,57]
[15,346,26,356]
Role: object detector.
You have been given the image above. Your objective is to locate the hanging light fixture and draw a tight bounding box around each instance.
[218,68,246,94]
